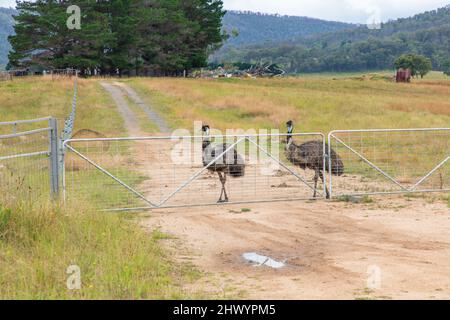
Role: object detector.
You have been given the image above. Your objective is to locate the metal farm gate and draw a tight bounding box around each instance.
[3,123,448,210]
[328,128,449,197]
[62,133,327,211]
[0,117,59,203]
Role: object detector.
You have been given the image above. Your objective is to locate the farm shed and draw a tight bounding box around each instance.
[396,68,412,83]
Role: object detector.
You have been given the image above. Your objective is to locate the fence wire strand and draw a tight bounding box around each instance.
[329,129,449,197]
[64,133,327,210]
[0,121,52,204]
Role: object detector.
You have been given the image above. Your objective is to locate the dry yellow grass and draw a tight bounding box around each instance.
[0,76,205,299]
[0,77,125,136]
[125,75,450,133]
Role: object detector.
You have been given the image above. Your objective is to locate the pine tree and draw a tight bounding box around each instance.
[9,0,112,73]
[9,0,226,75]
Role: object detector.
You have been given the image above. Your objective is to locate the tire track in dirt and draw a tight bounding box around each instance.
[100,81,170,134]
[112,82,171,133]
[100,82,142,136]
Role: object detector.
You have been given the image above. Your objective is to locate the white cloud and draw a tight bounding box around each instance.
[1,0,448,23]
[0,0,16,8]
[223,0,449,23]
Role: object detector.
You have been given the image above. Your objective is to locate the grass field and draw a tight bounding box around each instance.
[1,72,449,299]
[124,72,449,133]
[0,77,125,135]
[0,76,204,299]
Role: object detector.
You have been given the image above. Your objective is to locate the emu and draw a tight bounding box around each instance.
[202,125,245,203]
[285,120,344,199]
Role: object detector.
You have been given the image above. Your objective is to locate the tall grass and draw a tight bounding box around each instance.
[0,197,199,299]
[0,76,205,299]
[125,75,450,133]
[0,77,125,136]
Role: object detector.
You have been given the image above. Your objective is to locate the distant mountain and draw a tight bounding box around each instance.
[0,7,16,69]
[222,11,355,46]
[214,6,450,74]
[213,11,356,62]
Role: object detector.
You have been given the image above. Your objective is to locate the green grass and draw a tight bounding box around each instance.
[445,196,450,208]
[296,70,448,81]
[65,168,149,210]
[0,76,208,299]
[125,73,449,134]
[0,77,125,136]
[74,80,126,136]
[124,95,160,134]
[126,75,449,190]
[0,200,202,299]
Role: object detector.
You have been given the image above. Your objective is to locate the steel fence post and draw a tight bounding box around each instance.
[49,117,60,199]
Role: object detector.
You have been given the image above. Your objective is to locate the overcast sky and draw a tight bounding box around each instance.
[223,0,448,23]
[1,0,449,23]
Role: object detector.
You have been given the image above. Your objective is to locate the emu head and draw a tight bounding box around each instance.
[286,120,294,134]
[202,124,211,149]
[202,125,210,136]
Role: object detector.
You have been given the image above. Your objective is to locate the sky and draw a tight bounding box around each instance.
[223,0,449,23]
[1,0,449,23]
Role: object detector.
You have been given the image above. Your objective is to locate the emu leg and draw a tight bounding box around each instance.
[222,174,229,202]
[319,170,330,199]
[217,172,228,203]
[313,169,319,198]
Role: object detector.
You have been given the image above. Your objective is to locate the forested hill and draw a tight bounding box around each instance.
[222,11,355,46]
[214,6,450,73]
[0,7,16,69]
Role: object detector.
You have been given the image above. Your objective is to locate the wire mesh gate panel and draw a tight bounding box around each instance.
[328,128,449,197]
[63,133,326,210]
[0,117,59,203]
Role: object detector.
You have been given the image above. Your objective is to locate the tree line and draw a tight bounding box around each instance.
[213,6,450,74]
[8,0,226,76]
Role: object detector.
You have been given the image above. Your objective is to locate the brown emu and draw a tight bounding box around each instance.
[285,120,344,199]
[202,125,245,203]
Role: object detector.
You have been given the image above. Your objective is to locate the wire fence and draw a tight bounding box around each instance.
[63,133,327,210]
[0,118,58,204]
[0,70,77,205]
[61,74,78,142]
[50,68,78,80]
[329,128,449,197]
[0,71,12,82]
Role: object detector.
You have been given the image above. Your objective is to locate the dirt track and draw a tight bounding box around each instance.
[143,197,450,300]
[101,81,450,300]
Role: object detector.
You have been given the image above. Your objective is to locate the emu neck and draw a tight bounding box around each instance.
[202,139,211,151]
[286,136,294,150]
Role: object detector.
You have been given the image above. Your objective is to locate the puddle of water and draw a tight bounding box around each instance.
[243,252,285,269]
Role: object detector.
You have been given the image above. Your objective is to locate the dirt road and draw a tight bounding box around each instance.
[101,81,450,300]
[143,197,450,300]
[100,82,170,134]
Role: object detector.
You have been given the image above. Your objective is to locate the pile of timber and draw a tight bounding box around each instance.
[246,63,286,78]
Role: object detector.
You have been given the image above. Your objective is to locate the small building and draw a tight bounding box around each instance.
[396,68,412,83]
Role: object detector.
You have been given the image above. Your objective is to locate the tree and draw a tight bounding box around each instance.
[394,54,432,78]
[9,1,112,72]
[443,59,450,76]
[8,0,226,75]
